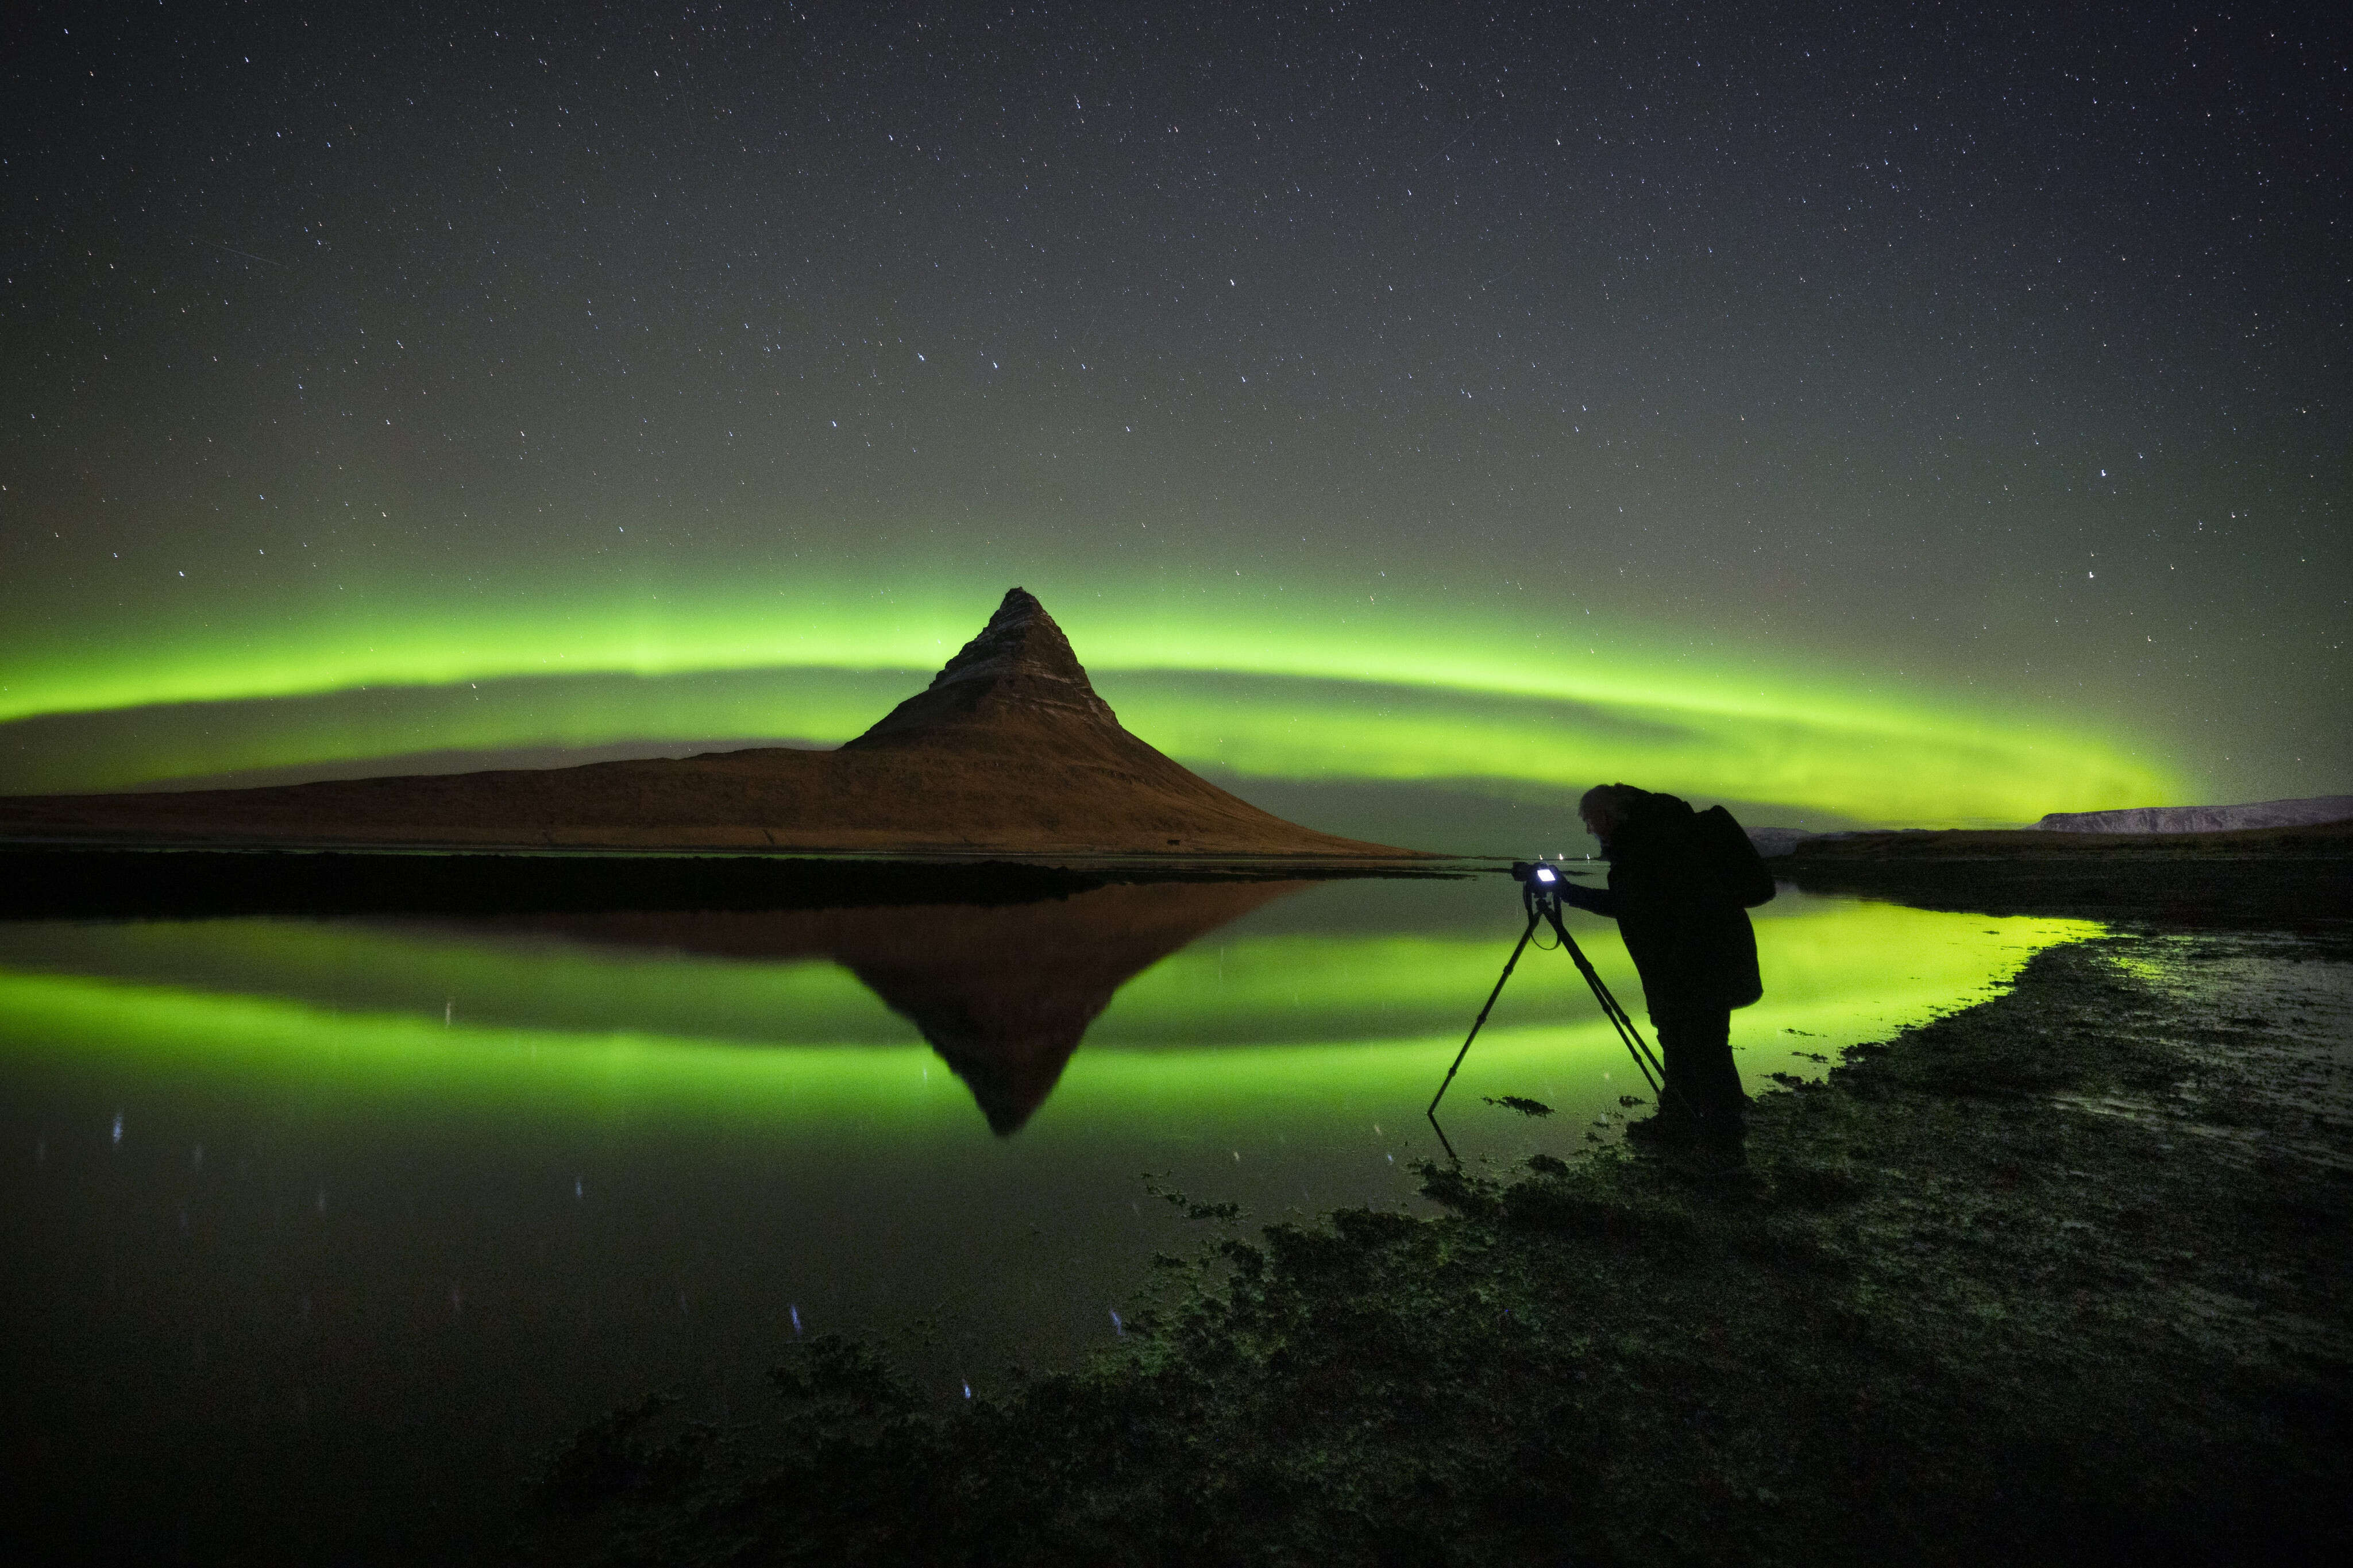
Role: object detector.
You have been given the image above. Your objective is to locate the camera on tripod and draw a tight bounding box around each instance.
[1429,856,1671,1136]
[1509,859,1573,912]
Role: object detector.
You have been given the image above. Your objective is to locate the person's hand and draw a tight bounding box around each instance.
[1556,880,1605,913]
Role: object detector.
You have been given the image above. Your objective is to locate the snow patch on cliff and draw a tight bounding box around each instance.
[1748,825,1827,859]
[2037,796,2353,834]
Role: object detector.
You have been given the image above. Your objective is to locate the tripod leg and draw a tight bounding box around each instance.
[1544,907,1681,1110]
[1429,910,1540,1117]
[1425,1110,1460,1166]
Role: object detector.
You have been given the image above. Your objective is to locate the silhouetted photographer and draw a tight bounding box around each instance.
[1558,784,1776,1152]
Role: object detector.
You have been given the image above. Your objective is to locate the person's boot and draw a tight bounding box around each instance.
[1622,1092,1703,1148]
[1689,1090,1749,1168]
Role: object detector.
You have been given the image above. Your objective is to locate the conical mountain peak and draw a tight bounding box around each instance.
[846,588,1119,746]
[0,586,1428,857]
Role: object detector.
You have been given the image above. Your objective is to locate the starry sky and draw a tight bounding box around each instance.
[3,1,2344,844]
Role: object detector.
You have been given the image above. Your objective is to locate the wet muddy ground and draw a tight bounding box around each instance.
[532,905,2352,1566]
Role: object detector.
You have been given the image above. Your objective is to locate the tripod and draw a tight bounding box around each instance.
[1426,868,1683,1145]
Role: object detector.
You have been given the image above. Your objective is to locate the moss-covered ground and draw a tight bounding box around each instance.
[530,927,2352,1566]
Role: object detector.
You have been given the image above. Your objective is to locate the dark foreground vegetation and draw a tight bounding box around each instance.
[529,917,2352,1566]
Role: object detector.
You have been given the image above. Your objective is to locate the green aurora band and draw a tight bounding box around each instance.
[0,579,2180,822]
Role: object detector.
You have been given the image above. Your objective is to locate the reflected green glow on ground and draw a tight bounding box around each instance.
[0,580,2177,822]
[0,897,2099,1139]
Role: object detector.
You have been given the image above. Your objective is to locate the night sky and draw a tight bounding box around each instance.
[4,1,2344,841]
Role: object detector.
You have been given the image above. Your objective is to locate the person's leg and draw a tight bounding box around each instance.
[1688,1009,1745,1137]
[1653,1009,1743,1138]
[1627,1011,1700,1141]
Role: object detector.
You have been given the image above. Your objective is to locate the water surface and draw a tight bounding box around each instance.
[0,872,2094,1561]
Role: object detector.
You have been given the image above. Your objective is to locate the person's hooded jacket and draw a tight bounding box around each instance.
[1593,790,1764,1018]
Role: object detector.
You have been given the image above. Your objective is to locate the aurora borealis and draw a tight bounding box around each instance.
[5,2,2344,839]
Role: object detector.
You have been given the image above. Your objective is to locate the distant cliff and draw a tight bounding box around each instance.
[2037,796,2353,835]
[0,589,1430,859]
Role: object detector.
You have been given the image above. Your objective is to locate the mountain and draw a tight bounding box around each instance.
[2036,796,2353,834]
[0,589,1426,858]
[491,878,1301,1134]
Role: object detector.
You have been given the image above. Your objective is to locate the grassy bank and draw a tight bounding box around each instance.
[532,925,2352,1566]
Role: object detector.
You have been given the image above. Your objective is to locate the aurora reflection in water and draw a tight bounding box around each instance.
[1,875,2093,1557]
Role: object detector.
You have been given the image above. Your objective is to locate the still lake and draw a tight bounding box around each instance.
[0,870,2095,1561]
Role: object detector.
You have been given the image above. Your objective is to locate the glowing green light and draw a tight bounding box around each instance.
[0,898,2099,1140]
[0,971,975,1137]
[0,569,2179,823]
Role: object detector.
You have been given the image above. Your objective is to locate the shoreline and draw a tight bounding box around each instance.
[530,898,2353,1565]
[0,845,1460,920]
[1768,827,2353,938]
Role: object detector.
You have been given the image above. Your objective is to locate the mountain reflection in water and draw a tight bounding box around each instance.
[0,877,2103,1566]
[499,880,1302,1133]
